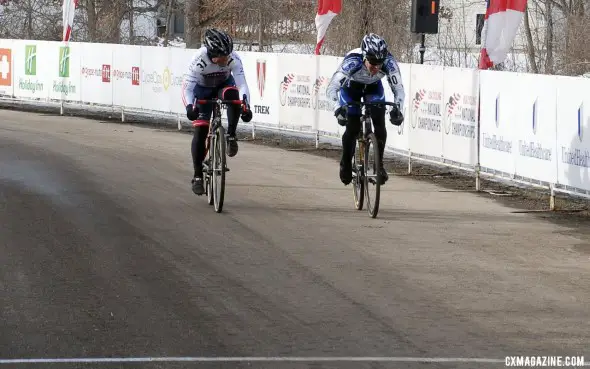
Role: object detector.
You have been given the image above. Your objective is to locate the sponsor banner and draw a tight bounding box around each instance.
[277,53,316,131]
[112,44,142,109]
[512,73,558,183]
[11,40,50,100]
[239,51,279,126]
[9,39,590,195]
[479,70,516,175]
[409,64,444,158]
[80,42,114,106]
[0,39,13,96]
[315,55,342,137]
[555,76,590,191]
[168,47,190,115]
[384,62,411,152]
[441,66,479,165]
[140,45,171,112]
[47,41,82,101]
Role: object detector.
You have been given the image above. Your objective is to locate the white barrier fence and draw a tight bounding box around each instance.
[0,39,589,205]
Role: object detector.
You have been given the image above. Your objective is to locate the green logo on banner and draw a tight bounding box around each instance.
[59,46,70,78]
[25,45,36,76]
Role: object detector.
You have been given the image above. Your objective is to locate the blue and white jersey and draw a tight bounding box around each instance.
[326,48,405,111]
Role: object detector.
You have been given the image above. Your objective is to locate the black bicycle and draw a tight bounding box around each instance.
[196,96,248,213]
[345,100,398,219]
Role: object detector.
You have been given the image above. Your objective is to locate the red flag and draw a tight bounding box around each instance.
[315,0,342,55]
[479,0,527,69]
[62,0,79,41]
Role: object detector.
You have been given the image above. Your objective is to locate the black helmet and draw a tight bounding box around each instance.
[204,28,233,57]
[361,33,388,64]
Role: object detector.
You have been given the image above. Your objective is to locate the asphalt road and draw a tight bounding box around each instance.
[1,109,589,369]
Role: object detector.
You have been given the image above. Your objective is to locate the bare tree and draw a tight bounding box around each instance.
[0,0,61,39]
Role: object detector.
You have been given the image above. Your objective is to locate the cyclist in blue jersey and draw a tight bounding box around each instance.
[326,33,405,186]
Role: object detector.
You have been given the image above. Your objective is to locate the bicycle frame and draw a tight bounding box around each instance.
[194,98,245,155]
[344,99,398,218]
[346,100,398,161]
[192,97,246,213]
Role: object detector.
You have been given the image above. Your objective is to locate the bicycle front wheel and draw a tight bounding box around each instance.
[352,138,364,210]
[364,133,381,218]
[212,124,226,213]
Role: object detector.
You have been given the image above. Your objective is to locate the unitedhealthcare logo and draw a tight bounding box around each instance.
[495,94,500,128]
[532,98,538,135]
[562,102,589,168]
[578,102,584,142]
[518,96,552,162]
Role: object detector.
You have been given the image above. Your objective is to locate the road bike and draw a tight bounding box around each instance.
[345,100,398,219]
[195,96,248,213]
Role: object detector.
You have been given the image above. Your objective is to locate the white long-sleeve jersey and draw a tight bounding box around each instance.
[182,46,251,106]
[326,48,405,111]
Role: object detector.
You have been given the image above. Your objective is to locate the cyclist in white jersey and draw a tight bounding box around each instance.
[182,28,253,196]
[326,33,405,186]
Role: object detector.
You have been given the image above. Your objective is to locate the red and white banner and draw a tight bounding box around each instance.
[62,0,78,42]
[314,0,342,55]
[478,0,527,69]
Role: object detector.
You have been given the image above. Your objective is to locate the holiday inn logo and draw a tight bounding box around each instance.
[52,46,76,95]
[59,46,70,77]
[19,44,44,94]
[25,45,36,76]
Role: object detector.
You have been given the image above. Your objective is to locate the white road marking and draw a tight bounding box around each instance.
[0,356,508,364]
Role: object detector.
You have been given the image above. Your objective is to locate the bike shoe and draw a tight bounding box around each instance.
[227,136,238,157]
[340,161,352,185]
[191,177,204,196]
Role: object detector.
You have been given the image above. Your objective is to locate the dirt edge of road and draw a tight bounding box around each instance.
[2,100,590,239]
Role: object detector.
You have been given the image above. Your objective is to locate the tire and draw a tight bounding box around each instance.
[206,173,214,205]
[352,138,364,210]
[212,124,226,213]
[364,133,381,218]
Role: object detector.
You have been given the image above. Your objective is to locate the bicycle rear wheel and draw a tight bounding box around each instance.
[212,124,226,213]
[205,126,214,205]
[352,138,364,210]
[364,132,381,218]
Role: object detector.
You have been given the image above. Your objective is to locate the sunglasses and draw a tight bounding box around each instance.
[366,58,384,66]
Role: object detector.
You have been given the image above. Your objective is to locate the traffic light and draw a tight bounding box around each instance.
[410,0,440,34]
